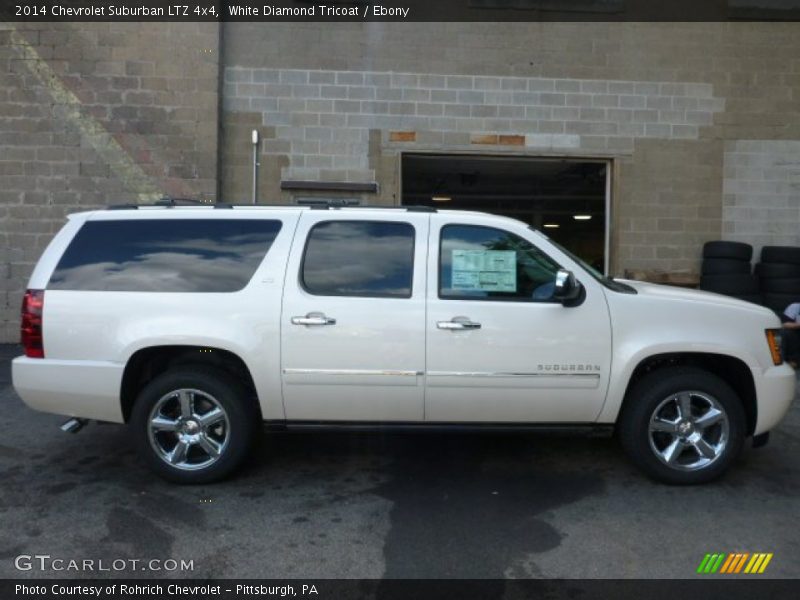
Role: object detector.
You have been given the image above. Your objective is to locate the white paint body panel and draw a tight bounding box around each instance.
[12,357,124,422]
[15,207,302,423]
[279,211,428,421]
[10,207,796,438]
[425,213,612,422]
[597,280,796,435]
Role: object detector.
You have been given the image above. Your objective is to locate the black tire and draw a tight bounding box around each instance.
[703,241,752,262]
[130,367,259,484]
[760,278,800,294]
[618,367,745,485]
[730,293,762,305]
[755,262,800,279]
[701,258,751,275]
[762,293,798,315]
[761,246,800,265]
[699,274,759,295]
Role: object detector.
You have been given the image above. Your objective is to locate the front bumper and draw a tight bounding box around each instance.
[754,364,796,435]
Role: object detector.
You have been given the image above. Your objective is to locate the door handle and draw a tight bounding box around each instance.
[291,313,337,326]
[437,318,481,330]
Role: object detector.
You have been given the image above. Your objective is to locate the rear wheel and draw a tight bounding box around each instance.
[619,367,745,484]
[130,368,258,483]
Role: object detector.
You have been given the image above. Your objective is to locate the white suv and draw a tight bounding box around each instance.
[12,204,796,484]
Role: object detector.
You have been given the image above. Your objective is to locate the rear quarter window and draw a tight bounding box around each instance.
[48,219,282,292]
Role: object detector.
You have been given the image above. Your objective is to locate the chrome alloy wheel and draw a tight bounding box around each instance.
[147,388,230,471]
[648,391,730,472]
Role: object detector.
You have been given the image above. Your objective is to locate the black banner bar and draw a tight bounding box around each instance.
[2,0,800,22]
[2,579,800,600]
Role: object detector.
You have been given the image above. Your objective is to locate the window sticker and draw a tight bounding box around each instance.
[451,250,517,292]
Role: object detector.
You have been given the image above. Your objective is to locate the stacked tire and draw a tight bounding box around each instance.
[756,246,800,315]
[700,241,761,304]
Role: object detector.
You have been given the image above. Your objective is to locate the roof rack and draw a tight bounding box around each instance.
[105,200,438,213]
[308,202,436,213]
[107,197,208,210]
[153,197,207,207]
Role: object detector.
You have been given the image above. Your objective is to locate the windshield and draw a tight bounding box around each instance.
[531,228,637,294]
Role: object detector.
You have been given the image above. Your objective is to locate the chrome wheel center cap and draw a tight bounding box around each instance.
[678,420,693,436]
[183,420,200,435]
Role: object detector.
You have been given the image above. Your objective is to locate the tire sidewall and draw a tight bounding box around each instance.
[701,258,751,275]
[761,246,800,265]
[619,368,746,485]
[760,278,800,294]
[756,262,800,278]
[699,274,759,295]
[130,367,257,484]
[703,241,753,262]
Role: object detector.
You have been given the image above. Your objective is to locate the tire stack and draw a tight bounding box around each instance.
[700,241,760,304]
[756,246,800,315]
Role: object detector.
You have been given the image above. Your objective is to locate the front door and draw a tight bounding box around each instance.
[425,214,612,422]
[280,212,428,421]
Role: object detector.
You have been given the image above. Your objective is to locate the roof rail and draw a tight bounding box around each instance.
[153,197,207,207]
[104,200,437,213]
[106,197,207,210]
[302,200,437,212]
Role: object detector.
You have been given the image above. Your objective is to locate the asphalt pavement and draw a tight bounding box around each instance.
[0,344,798,579]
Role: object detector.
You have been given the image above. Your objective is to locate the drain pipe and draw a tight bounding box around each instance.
[251,129,260,204]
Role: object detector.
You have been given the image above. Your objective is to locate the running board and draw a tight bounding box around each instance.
[264,421,614,437]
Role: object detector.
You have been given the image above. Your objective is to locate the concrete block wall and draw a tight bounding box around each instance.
[221,22,800,275]
[0,23,220,342]
[2,21,800,343]
[222,66,723,185]
[723,140,800,257]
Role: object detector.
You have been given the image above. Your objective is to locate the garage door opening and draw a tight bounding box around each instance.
[401,154,610,273]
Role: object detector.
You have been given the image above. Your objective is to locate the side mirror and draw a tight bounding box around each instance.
[553,269,582,304]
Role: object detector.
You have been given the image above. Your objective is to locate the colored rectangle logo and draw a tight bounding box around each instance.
[697,553,773,574]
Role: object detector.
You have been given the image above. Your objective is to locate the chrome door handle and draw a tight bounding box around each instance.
[437,319,481,330]
[291,313,336,326]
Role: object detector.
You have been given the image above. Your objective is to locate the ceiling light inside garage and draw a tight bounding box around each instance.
[573,214,592,220]
[432,195,452,202]
[543,223,560,229]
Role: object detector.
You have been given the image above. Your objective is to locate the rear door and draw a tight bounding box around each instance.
[280,211,428,421]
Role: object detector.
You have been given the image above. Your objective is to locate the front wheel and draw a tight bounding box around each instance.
[619,367,745,485]
[130,368,258,483]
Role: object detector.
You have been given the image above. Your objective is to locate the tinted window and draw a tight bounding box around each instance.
[302,221,414,298]
[440,225,560,302]
[49,219,282,292]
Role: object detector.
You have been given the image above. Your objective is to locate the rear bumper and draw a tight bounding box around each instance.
[754,364,796,435]
[11,356,125,423]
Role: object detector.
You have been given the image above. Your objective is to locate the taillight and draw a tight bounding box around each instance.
[21,289,45,358]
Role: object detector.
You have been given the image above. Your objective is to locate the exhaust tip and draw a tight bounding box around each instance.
[60,418,88,434]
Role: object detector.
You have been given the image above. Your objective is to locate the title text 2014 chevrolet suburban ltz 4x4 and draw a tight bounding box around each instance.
[11,204,796,484]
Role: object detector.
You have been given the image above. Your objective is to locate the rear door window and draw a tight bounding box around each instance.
[301,220,415,298]
[49,219,282,292]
